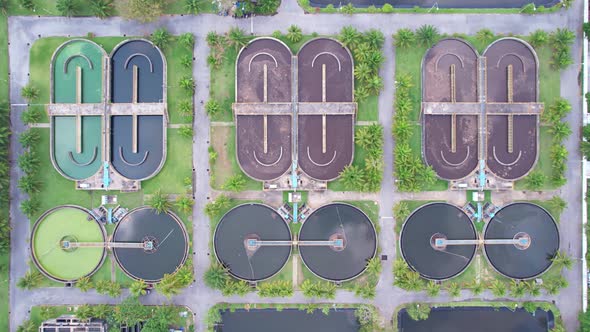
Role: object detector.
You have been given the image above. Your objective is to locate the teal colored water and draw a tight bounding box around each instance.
[53,40,104,103]
[52,116,102,179]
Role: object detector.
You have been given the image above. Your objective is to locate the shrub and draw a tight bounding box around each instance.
[19,130,40,148]
[524,171,546,190]
[20,197,40,218]
[76,276,93,292]
[179,125,193,139]
[204,195,231,218]
[17,270,43,290]
[181,54,193,68]
[324,4,336,12]
[529,29,549,48]
[184,0,199,14]
[381,3,393,12]
[19,0,36,11]
[416,25,440,46]
[180,76,195,94]
[521,3,536,14]
[178,99,193,118]
[341,2,354,14]
[393,28,415,49]
[175,195,194,214]
[205,99,221,117]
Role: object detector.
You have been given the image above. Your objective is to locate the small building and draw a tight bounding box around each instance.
[39,315,107,332]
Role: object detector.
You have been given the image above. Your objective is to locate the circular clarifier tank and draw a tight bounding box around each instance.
[299,203,377,281]
[484,203,559,279]
[31,205,107,282]
[214,204,292,281]
[112,207,189,282]
[400,203,477,280]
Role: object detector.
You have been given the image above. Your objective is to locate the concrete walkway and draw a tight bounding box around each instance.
[6,1,585,331]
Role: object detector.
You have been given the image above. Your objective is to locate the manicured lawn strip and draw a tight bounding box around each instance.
[165,0,218,13]
[514,42,560,190]
[7,0,95,15]
[0,252,9,332]
[209,44,241,122]
[143,129,193,194]
[328,126,368,191]
[357,95,378,122]
[164,37,194,124]
[210,126,262,190]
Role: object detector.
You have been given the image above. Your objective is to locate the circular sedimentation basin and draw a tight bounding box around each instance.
[400,203,477,280]
[484,203,559,279]
[112,207,189,282]
[214,204,291,281]
[31,205,106,282]
[299,203,377,281]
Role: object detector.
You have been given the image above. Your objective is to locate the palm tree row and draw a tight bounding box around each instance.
[339,124,384,192]
[392,74,437,191]
[338,26,385,101]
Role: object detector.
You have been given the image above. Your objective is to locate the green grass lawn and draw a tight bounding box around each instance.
[357,95,378,122]
[143,129,193,194]
[0,252,8,332]
[210,125,262,190]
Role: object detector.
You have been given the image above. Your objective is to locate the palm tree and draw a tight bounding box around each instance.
[529,29,549,48]
[416,25,440,47]
[365,51,384,72]
[339,26,360,50]
[392,116,412,142]
[363,29,384,50]
[179,76,195,93]
[552,250,573,270]
[393,29,416,49]
[179,125,193,139]
[17,270,43,290]
[76,276,93,292]
[471,282,484,296]
[548,196,567,218]
[354,43,372,63]
[21,84,39,102]
[489,280,506,296]
[476,29,494,44]
[222,174,246,192]
[339,165,365,190]
[204,264,228,289]
[175,264,193,286]
[179,33,195,48]
[366,75,383,95]
[446,281,461,297]
[151,28,170,49]
[227,27,248,51]
[20,198,39,218]
[286,25,303,43]
[510,280,527,298]
[341,2,354,15]
[92,304,111,319]
[56,0,78,17]
[130,279,147,297]
[206,32,223,47]
[21,108,42,124]
[148,190,171,214]
[19,130,40,148]
[18,174,41,194]
[406,303,430,321]
[90,0,114,19]
[365,257,381,276]
[354,86,370,102]
[17,320,36,332]
[184,0,199,14]
[175,196,193,214]
[551,49,573,70]
[205,99,220,117]
[354,63,372,83]
[526,281,541,296]
[525,171,546,190]
[76,304,93,320]
[549,121,571,142]
[551,28,575,49]
[426,281,440,297]
[18,151,39,174]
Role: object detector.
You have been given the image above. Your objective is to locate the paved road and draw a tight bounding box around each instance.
[6,1,585,331]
